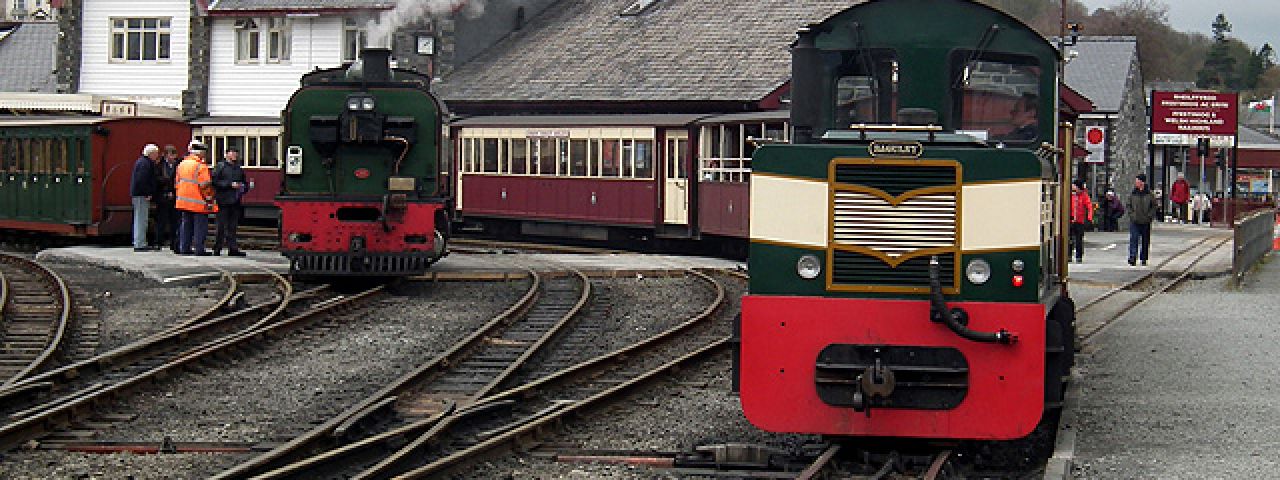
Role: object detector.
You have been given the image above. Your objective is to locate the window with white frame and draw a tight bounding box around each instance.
[459,131,657,180]
[110,17,171,62]
[235,19,260,63]
[343,18,369,63]
[699,121,789,183]
[195,133,281,169]
[267,18,291,62]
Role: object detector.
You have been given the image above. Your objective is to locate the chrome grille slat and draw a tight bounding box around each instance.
[830,162,959,289]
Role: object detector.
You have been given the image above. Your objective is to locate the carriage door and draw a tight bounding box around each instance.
[663,130,690,225]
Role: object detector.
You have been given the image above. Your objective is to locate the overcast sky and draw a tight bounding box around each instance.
[1078,0,1277,49]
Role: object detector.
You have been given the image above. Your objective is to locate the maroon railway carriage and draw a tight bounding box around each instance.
[0,116,191,237]
[452,112,788,248]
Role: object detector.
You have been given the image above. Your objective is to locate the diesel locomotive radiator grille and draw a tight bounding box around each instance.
[829,161,960,292]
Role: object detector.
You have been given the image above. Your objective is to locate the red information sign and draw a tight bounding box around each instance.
[1151,91,1238,146]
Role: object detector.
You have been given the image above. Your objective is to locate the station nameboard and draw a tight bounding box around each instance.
[1151,91,1237,146]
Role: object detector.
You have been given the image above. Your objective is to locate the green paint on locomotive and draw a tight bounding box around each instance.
[749,0,1063,304]
[282,85,442,198]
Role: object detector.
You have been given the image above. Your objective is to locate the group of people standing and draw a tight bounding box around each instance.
[128,140,249,256]
[1069,173,1157,267]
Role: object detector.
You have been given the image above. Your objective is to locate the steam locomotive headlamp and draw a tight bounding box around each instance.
[1011,259,1026,273]
[965,258,992,285]
[797,254,821,280]
[346,95,376,111]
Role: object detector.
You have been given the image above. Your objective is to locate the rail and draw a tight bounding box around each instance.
[1232,209,1276,281]
[0,254,74,388]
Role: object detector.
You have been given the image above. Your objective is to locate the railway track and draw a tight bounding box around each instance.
[216,269,727,479]
[0,272,382,453]
[1074,234,1233,344]
[0,254,74,387]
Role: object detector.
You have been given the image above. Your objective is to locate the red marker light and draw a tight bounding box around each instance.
[1012,275,1024,287]
[354,168,371,179]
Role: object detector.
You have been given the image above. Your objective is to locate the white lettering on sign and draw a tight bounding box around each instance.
[525,129,570,138]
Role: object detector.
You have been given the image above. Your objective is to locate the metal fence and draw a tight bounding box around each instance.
[1233,209,1276,281]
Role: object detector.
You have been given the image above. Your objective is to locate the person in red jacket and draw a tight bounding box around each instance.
[1169,173,1191,223]
[1070,179,1093,263]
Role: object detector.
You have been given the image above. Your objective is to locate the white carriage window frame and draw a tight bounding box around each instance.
[698,121,788,183]
[460,131,655,180]
[109,17,172,63]
[194,132,282,169]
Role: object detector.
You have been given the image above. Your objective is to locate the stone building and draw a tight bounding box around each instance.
[1063,36,1146,209]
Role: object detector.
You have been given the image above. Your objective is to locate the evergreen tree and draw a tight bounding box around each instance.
[1196,13,1236,89]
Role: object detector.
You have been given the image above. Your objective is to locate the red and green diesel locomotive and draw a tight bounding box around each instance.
[277,48,450,276]
[738,0,1076,441]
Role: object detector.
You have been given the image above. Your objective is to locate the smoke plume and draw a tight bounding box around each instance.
[367,0,486,48]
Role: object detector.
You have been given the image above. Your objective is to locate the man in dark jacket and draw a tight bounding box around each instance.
[153,145,181,253]
[1126,174,1158,267]
[211,148,248,256]
[129,144,161,251]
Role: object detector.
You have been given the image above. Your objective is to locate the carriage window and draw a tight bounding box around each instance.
[260,136,279,167]
[510,139,527,174]
[601,139,620,177]
[954,55,1042,143]
[570,139,588,176]
[634,140,653,179]
[536,138,556,175]
[835,50,898,126]
[482,138,499,173]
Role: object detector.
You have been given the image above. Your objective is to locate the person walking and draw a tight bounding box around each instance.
[1170,173,1190,223]
[175,141,218,256]
[211,148,248,256]
[1069,179,1093,262]
[129,144,161,251]
[1103,190,1125,232]
[153,145,181,253]
[1126,174,1158,267]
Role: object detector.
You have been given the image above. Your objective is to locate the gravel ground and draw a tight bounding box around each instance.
[41,260,224,352]
[0,279,530,479]
[515,274,720,384]
[469,275,819,480]
[1070,253,1280,478]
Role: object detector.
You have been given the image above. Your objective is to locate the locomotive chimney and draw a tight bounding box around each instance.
[361,48,392,83]
[790,28,823,144]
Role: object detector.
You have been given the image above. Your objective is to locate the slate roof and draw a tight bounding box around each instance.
[208,0,391,13]
[435,0,858,103]
[0,22,57,93]
[1062,36,1138,113]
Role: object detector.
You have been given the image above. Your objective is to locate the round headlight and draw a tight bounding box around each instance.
[361,97,376,110]
[797,254,821,280]
[1011,259,1026,273]
[346,98,361,110]
[965,258,992,285]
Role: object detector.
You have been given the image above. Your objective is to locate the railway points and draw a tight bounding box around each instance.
[32,246,743,284]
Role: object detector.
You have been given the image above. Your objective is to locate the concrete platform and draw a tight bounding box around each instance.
[34,246,745,284]
[1048,223,1275,479]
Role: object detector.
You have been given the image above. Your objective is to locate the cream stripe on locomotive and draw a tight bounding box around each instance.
[960,180,1041,251]
[750,174,1040,252]
[749,174,829,248]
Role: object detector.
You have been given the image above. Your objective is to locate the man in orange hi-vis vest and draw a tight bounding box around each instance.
[175,141,218,256]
